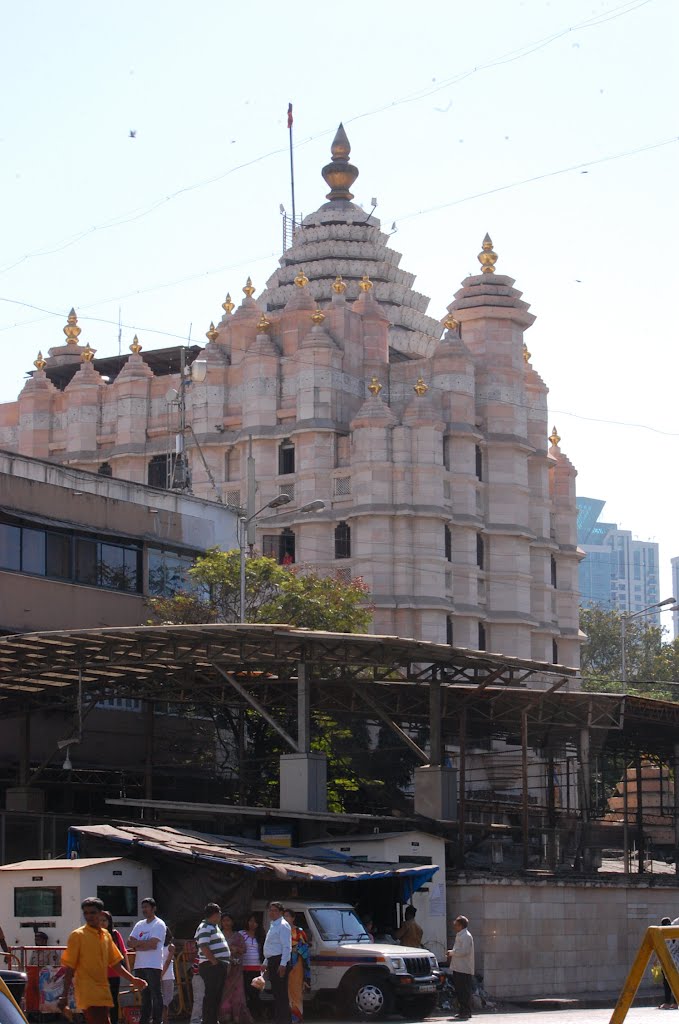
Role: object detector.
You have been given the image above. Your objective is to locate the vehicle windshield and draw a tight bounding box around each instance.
[309,908,370,943]
[0,991,27,1024]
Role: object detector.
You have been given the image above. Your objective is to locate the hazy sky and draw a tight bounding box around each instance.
[1,0,677,613]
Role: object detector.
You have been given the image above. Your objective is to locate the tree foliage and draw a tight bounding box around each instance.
[580,605,679,699]
[147,550,419,812]
[148,548,372,633]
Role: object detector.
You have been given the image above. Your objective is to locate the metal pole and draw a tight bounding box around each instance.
[458,708,467,866]
[621,614,628,683]
[623,756,630,876]
[288,103,296,232]
[298,662,310,754]
[636,754,644,874]
[429,677,442,767]
[522,710,529,870]
[674,744,679,876]
[239,517,247,623]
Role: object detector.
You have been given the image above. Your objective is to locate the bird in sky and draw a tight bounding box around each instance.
[129,130,137,139]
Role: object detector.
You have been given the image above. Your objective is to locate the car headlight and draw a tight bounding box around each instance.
[389,957,406,972]
[429,956,438,971]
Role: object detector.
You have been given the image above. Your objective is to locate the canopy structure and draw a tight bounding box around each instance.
[2,623,679,877]
[69,822,439,935]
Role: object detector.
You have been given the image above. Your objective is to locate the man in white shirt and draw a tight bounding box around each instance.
[447,915,475,1021]
[262,902,291,1024]
[128,898,166,1024]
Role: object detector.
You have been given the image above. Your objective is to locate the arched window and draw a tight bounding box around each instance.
[475,445,483,481]
[97,462,113,478]
[225,448,239,482]
[446,616,454,646]
[444,525,452,562]
[148,453,179,490]
[478,622,487,651]
[334,522,351,559]
[278,439,295,475]
[476,534,485,570]
[550,554,557,588]
[443,435,451,470]
[552,639,559,664]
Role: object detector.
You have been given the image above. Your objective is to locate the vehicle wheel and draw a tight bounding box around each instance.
[400,994,438,1020]
[344,974,393,1019]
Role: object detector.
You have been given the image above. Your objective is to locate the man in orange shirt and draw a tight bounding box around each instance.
[58,897,147,1024]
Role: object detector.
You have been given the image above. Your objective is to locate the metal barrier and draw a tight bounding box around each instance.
[610,926,679,1024]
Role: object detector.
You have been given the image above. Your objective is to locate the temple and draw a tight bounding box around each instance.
[0,125,581,665]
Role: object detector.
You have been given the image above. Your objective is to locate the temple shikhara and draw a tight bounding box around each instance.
[0,125,581,664]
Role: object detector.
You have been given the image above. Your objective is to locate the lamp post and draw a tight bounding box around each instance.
[239,495,326,623]
[620,596,676,683]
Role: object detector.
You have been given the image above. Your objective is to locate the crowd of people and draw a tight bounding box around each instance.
[55,897,310,1024]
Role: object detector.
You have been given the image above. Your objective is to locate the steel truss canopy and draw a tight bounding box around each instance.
[0,623,678,756]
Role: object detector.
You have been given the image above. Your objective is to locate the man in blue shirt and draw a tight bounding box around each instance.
[263,902,291,1024]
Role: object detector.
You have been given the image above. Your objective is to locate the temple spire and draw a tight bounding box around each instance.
[322,123,359,201]
[478,233,498,274]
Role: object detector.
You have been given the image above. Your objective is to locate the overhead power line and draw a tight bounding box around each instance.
[0,0,657,277]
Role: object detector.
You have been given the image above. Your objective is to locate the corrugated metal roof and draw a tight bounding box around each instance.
[70,824,440,886]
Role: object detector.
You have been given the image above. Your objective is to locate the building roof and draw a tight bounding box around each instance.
[0,857,126,871]
[70,823,439,887]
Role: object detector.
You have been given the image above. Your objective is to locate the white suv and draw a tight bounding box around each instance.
[259,900,441,1020]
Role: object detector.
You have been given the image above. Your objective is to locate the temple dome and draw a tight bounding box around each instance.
[259,126,443,362]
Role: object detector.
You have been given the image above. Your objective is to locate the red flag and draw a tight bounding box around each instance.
[287,103,293,129]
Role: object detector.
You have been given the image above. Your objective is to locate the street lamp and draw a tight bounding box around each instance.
[239,495,326,623]
[620,597,676,682]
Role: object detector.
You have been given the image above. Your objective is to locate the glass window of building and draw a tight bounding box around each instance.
[278,440,295,476]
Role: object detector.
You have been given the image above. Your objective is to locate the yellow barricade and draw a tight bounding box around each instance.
[610,926,679,1024]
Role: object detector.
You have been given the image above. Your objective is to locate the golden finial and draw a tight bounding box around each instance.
[222,293,235,314]
[368,376,382,396]
[63,308,82,344]
[359,273,373,292]
[81,343,95,363]
[206,322,219,343]
[478,233,498,275]
[332,275,347,294]
[33,350,47,371]
[257,313,271,333]
[413,377,429,397]
[129,335,142,354]
[243,277,256,298]
[523,342,531,364]
[311,308,326,326]
[443,314,459,331]
[322,123,359,201]
[549,425,561,447]
[294,269,309,288]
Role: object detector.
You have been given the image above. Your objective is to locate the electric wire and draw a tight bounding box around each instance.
[0,0,658,277]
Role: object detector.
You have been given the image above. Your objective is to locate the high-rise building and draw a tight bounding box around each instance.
[577,496,661,624]
[0,126,581,665]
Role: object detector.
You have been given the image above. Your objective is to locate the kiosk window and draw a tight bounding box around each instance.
[14,886,62,916]
[97,886,138,916]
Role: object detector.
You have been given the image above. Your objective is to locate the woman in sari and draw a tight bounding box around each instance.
[283,910,311,1024]
[218,914,253,1024]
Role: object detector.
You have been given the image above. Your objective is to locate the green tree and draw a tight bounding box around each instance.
[148,548,372,632]
[580,605,678,699]
[148,550,404,811]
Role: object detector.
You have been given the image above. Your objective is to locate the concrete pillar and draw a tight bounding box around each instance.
[280,753,327,813]
[414,765,457,820]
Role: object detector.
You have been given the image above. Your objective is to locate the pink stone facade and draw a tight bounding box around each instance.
[0,129,581,665]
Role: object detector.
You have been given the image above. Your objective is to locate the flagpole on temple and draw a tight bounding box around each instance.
[287,102,296,236]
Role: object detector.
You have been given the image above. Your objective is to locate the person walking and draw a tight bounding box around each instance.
[190,949,205,1024]
[240,915,263,1021]
[128,898,167,1024]
[195,904,231,1024]
[58,897,146,1024]
[262,902,291,1024]
[219,914,252,1024]
[100,911,131,1024]
[447,915,475,1021]
[395,906,423,948]
[284,910,310,1024]
[161,931,176,1024]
